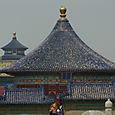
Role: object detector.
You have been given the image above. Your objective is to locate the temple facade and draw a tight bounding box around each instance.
[0,7,115,114]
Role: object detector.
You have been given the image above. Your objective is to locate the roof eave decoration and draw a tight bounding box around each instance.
[59,6,67,20]
[1,69,115,76]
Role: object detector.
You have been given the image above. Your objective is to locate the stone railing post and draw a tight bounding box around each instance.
[105,99,113,115]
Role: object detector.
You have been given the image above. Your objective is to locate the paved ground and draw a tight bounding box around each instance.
[65,110,114,115]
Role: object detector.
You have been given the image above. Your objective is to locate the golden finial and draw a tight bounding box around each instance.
[60,6,67,20]
[13,32,16,37]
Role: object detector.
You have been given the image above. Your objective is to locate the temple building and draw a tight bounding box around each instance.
[0,7,115,114]
[1,32,28,61]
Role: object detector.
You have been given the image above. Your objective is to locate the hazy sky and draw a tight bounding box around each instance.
[0,0,115,62]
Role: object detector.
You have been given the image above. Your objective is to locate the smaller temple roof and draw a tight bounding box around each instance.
[1,32,28,50]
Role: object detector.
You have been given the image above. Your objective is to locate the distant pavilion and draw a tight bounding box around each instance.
[1,32,28,61]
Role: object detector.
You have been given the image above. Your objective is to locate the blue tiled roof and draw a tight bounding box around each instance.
[1,17,115,73]
[1,37,28,50]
